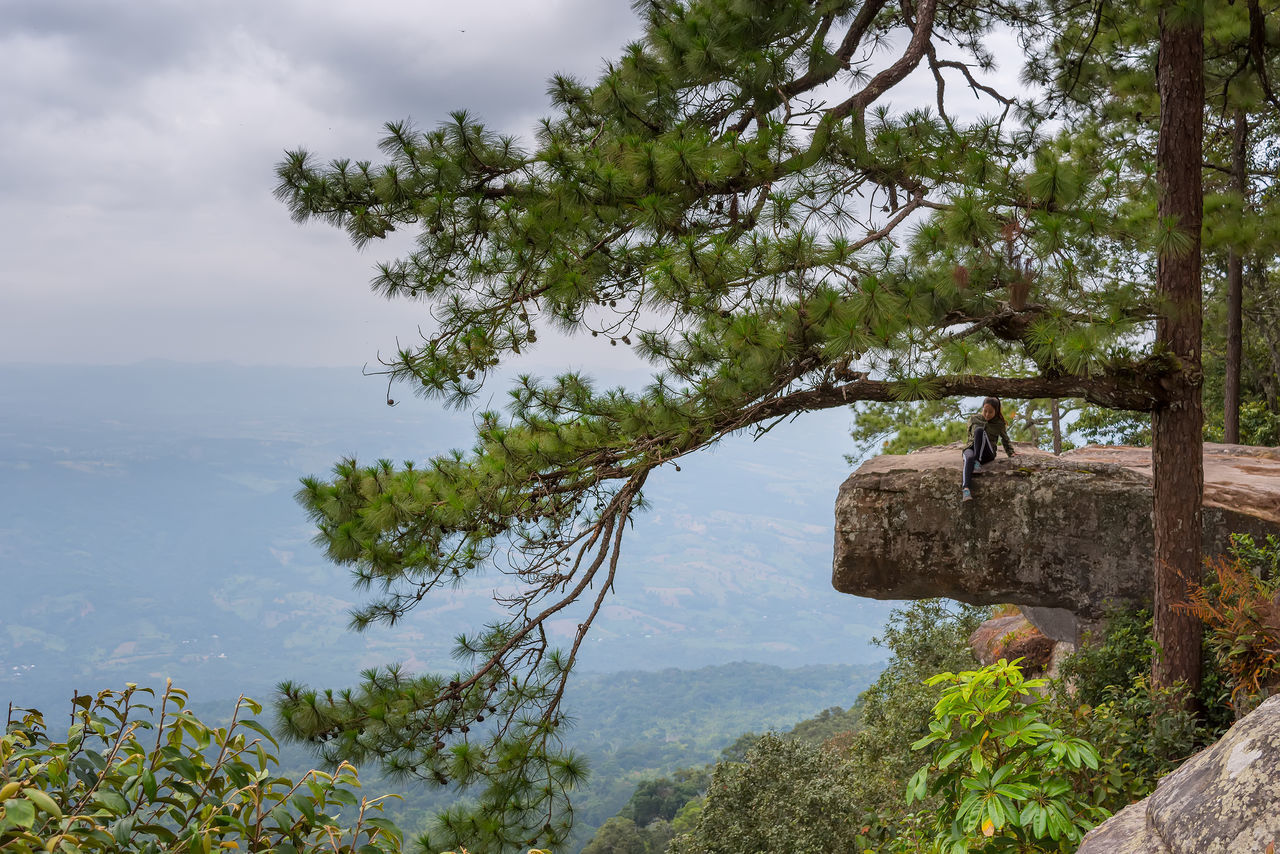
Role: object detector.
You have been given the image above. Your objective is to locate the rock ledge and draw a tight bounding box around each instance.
[832,443,1280,629]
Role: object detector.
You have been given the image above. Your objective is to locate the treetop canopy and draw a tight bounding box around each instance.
[270,0,1198,848]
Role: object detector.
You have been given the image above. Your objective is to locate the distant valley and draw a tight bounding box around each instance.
[0,361,892,712]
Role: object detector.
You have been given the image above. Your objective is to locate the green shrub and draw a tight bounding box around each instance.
[1055,679,1202,811]
[664,601,987,853]
[617,769,709,830]
[666,734,874,854]
[1049,606,1227,812]
[579,815,670,854]
[1238,401,1280,447]
[908,659,1109,853]
[0,683,402,853]
[843,600,988,830]
[1183,533,1280,714]
[1057,608,1153,709]
[1055,606,1233,734]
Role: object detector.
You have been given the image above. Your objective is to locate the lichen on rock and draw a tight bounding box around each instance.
[1077,694,1280,853]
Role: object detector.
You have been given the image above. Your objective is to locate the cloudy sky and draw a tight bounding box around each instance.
[1,0,646,368]
[2,1,1019,370]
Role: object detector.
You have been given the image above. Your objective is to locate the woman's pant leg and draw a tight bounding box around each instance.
[962,448,978,489]
[975,428,997,465]
[964,431,996,489]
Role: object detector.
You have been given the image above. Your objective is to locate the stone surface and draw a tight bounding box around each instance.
[1020,605,1084,644]
[1077,694,1280,853]
[832,443,1280,620]
[1044,638,1075,683]
[969,614,1055,674]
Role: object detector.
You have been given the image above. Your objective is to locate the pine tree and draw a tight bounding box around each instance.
[1028,0,1280,696]
[270,0,1265,844]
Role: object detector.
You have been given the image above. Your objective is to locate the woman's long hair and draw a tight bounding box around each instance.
[982,396,1006,426]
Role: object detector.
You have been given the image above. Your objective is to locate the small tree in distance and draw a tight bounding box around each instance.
[271,0,1229,847]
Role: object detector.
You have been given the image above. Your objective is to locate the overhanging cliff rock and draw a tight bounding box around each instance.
[832,443,1280,637]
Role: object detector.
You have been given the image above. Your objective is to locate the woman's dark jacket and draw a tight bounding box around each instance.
[964,414,1015,456]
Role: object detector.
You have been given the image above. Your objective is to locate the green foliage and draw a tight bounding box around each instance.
[580,816,671,854]
[616,769,710,830]
[666,734,874,854]
[599,598,1246,854]
[848,400,970,459]
[1056,608,1154,709]
[843,600,989,829]
[1070,406,1152,447]
[785,705,864,747]
[1054,680,1203,811]
[246,663,877,852]
[1227,531,1280,581]
[1183,534,1280,713]
[849,398,1085,461]
[1055,604,1234,729]
[908,660,1109,853]
[0,683,402,854]
[560,663,877,843]
[577,689,869,851]
[1049,606,1231,811]
[1237,402,1280,446]
[1035,0,1280,442]
[650,601,985,853]
[715,705,864,764]
[278,653,589,854]
[670,796,703,835]
[272,0,1221,838]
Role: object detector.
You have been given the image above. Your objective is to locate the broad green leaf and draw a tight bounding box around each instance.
[4,796,37,829]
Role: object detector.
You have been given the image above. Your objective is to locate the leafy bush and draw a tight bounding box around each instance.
[1054,679,1202,811]
[1182,533,1280,713]
[908,660,1109,853]
[1056,606,1233,731]
[1049,606,1226,811]
[617,768,709,829]
[660,601,987,853]
[579,815,671,854]
[1056,607,1153,708]
[666,734,875,854]
[842,600,988,830]
[1238,401,1280,447]
[577,704,863,853]
[0,683,402,853]
[785,705,863,748]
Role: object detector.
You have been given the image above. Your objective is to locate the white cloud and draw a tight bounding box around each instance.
[0,1,1028,369]
[0,0,642,367]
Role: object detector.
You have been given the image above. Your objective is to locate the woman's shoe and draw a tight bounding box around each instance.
[962,487,973,502]
[973,461,982,473]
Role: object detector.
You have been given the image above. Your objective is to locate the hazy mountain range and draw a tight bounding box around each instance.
[0,361,892,711]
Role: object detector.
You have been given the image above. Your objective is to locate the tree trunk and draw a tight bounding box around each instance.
[1151,2,1205,696]
[1050,399,1062,455]
[1224,108,1247,444]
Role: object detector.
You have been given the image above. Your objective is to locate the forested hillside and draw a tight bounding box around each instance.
[181,661,879,851]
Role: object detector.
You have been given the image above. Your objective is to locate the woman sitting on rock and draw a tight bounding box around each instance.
[962,396,1016,502]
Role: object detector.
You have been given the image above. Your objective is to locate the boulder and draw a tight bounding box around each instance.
[832,444,1280,639]
[1077,693,1280,853]
[969,614,1054,672]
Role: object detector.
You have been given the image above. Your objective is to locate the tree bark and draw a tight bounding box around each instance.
[1224,108,1247,444]
[1151,1,1205,695]
[1050,399,1062,455]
